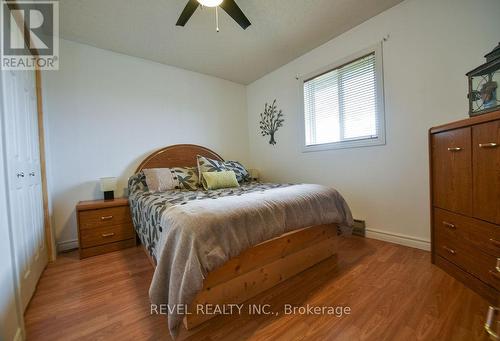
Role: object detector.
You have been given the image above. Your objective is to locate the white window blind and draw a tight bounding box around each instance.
[302,48,385,151]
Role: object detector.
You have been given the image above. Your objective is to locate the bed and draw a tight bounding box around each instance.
[128,144,353,336]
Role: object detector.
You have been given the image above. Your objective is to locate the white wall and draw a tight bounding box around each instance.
[0,73,24,341]
[246,0,500,249]
[44,0,500,251]
[42,40,249,249]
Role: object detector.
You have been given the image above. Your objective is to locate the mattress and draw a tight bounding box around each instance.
[128,172,295,264]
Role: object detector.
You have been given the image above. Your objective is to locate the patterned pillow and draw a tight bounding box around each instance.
[128,171,148,194]
[170,167,200,191]
[196,155,250,184]
[224,161,250,183]
[197,155,227,183]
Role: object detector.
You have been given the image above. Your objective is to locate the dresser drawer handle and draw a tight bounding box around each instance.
[490,238,500,248]
[442,221,456,229]
[489,270,500,281]
[101,216,113,221]
[479,142,498,148]
[442,246,456,255]
[485,306,500,339]
[447,147,462,152]
[102,232,115,238]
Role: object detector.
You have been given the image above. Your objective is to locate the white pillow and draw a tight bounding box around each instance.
[143,168,180,192]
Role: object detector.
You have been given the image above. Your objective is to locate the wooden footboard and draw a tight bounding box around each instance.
[183,223,339,329]
[142,223,338,330]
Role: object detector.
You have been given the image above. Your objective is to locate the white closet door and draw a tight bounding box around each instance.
[2,70,47,310]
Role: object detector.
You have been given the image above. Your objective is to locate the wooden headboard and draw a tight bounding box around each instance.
[135,144,224,173]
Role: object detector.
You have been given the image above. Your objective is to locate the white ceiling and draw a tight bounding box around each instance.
[58,0,403,84]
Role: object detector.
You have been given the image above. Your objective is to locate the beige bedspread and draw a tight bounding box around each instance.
[147,183,353,337]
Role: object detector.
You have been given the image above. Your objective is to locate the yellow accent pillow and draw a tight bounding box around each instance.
[202,171,239,190]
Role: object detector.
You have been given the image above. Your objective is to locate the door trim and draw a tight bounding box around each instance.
[35,69,56,262]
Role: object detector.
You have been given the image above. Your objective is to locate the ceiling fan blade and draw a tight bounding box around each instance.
[220,0,251,30]
[176,0,199,26]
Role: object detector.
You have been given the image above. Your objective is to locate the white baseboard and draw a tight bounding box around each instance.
[57,231,430,252]
[57,239,79,252]
[365,228,430,251]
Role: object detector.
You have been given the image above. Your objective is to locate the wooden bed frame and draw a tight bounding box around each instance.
[135,144,339,329]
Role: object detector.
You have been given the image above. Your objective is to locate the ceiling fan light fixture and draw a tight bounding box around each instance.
[197,0,223,7]
[177,0,251,30]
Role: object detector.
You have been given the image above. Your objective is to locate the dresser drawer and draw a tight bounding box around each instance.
[433,208,500,258]
[80,223,135,248]
[79,206,131,230]
[435,229,500,291]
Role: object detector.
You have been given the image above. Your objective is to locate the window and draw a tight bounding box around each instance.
[301,44,385,151]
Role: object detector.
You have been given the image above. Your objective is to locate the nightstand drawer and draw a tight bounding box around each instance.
[79,206,131,230]
[80,223,135,248]
[80,239,136,259]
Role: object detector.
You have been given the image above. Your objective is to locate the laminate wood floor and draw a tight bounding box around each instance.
[25,236,493,340]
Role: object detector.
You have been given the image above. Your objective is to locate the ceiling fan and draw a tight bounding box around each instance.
[176,0,251,32]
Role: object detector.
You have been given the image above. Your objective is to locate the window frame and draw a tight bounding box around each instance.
[299,43,386,152]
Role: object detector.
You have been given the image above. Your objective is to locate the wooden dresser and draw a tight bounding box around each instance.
[430,110,500,305]
[77,198,136,259]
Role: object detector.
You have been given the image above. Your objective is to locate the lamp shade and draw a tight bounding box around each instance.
[100,177,117,192]
[248,169,260,180]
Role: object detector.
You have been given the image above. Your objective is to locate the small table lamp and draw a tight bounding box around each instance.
[249,169,260,182]
[100,177,117,200]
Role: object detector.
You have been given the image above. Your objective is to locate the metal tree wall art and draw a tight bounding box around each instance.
[259,99,284,145]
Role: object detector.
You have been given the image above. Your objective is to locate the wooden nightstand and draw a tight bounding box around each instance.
[76,198,136,259]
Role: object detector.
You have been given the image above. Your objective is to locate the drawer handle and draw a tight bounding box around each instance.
[102,232,115,238]
[479,142,498,148]
[442,221,456,230]
[490,238,500,248]
[485,306,500,340]
[442,246,456,255]
[497,258,500,273]
[101,215,113,220]
[489,270,500,281]
[447,147,462,152]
